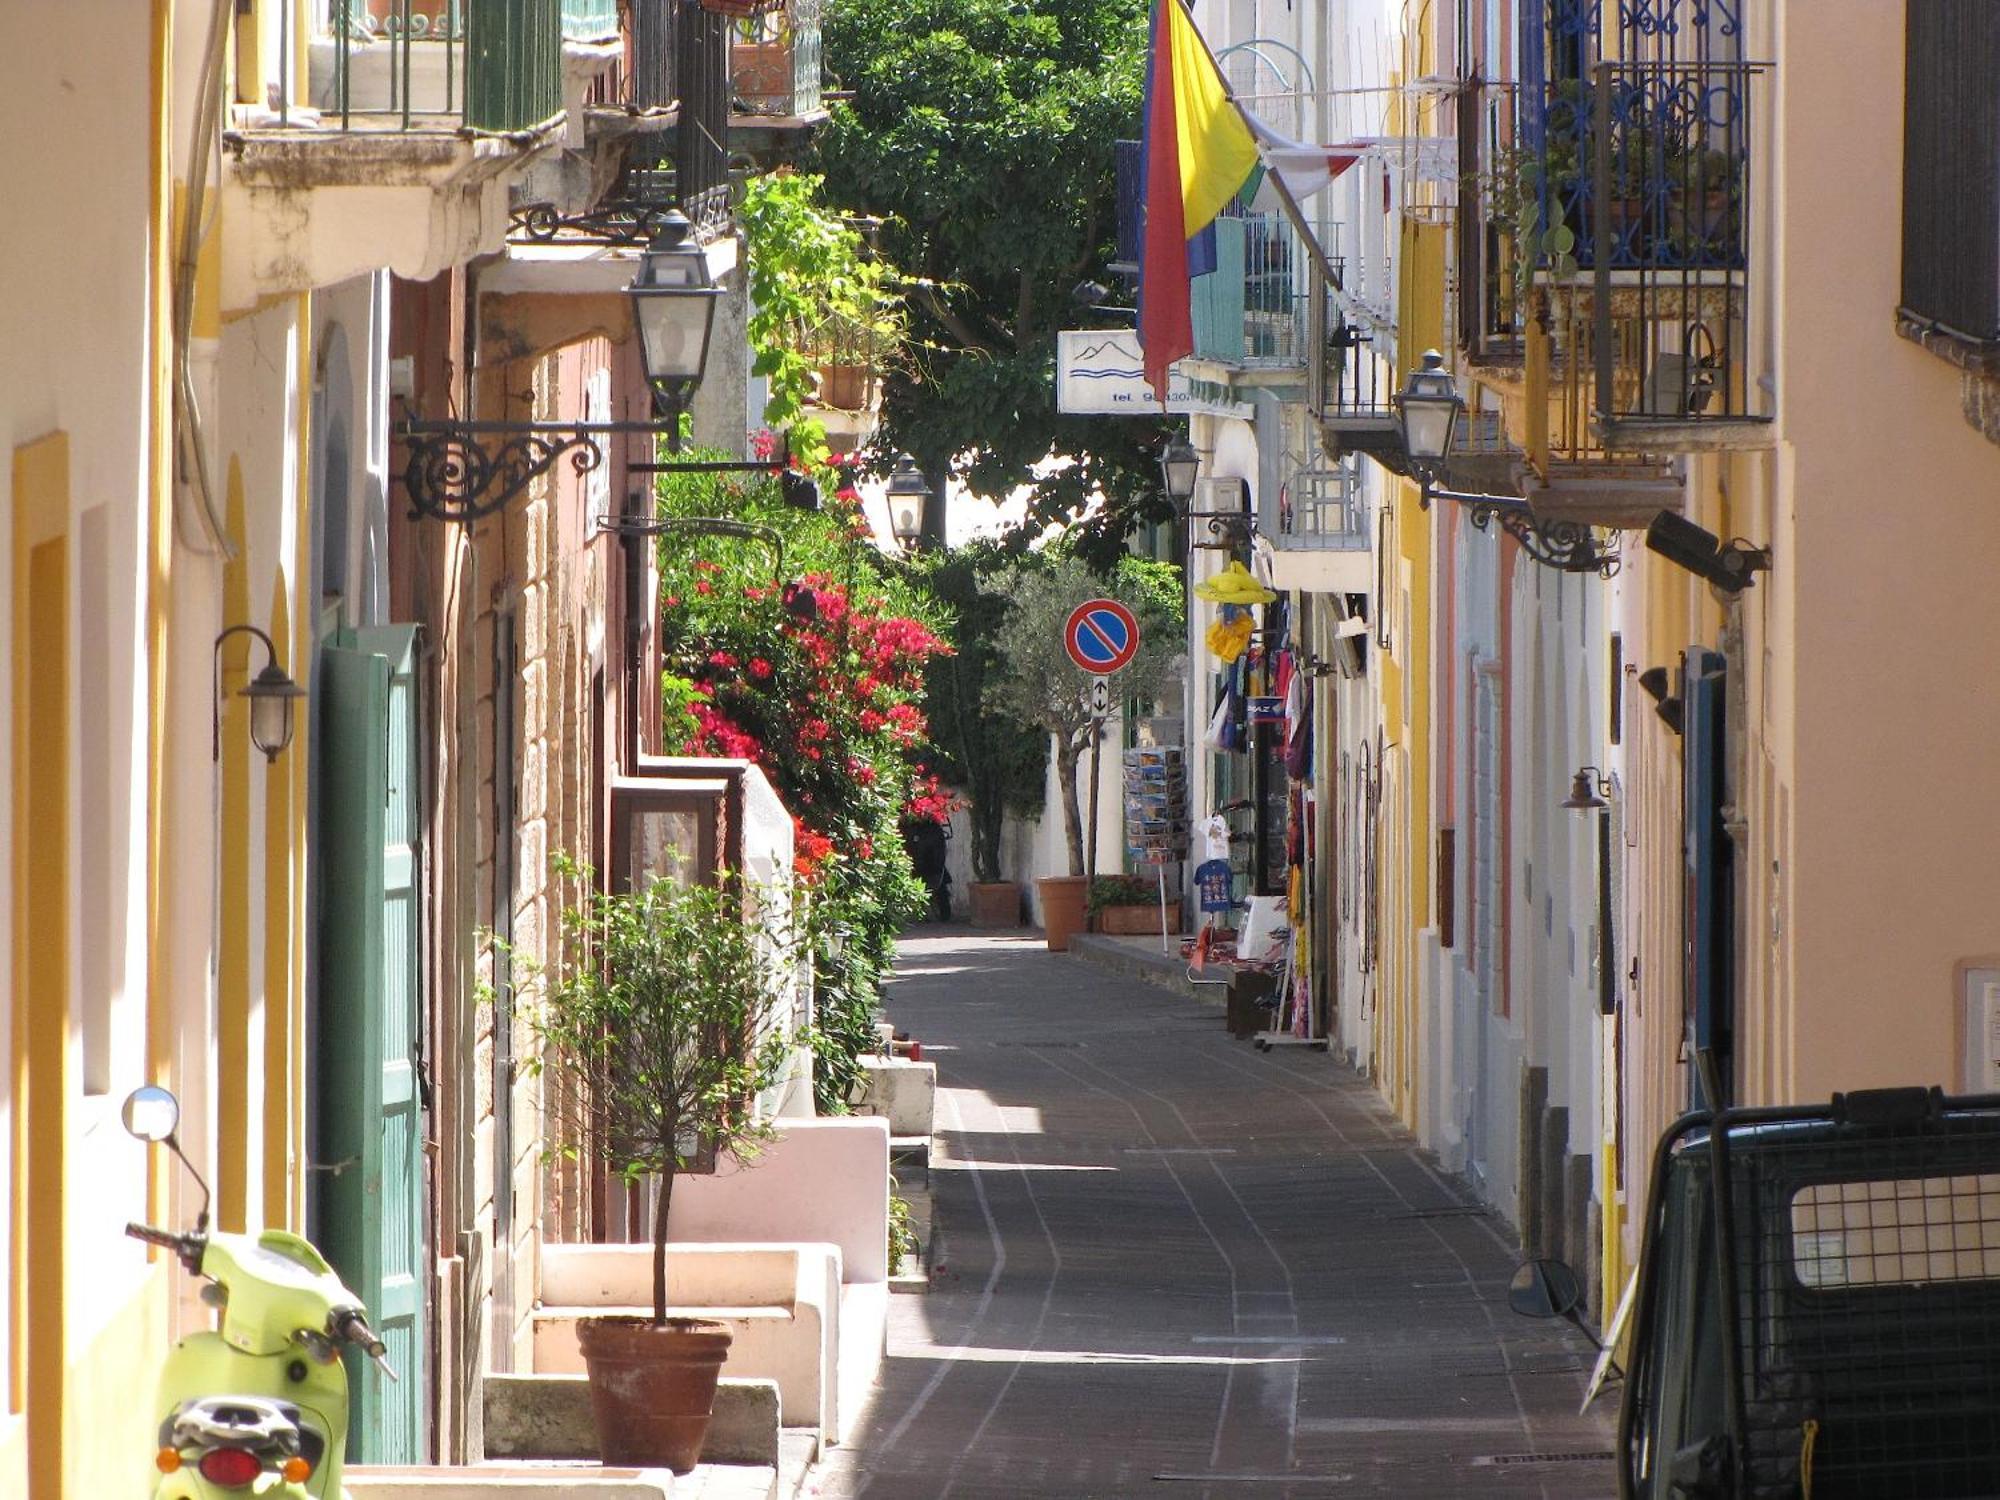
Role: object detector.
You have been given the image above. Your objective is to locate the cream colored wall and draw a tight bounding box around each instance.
[0,2,182,1492]
[1770,0,2000,1100]
[0,0,325,1487]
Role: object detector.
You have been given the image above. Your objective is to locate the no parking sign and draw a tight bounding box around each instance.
[1063,599,1141,675]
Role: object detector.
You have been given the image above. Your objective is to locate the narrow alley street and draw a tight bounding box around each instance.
[823,931,1615,1499]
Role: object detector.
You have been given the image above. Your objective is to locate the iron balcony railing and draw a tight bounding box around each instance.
[731,0,822,117]
[1900,0,2000,347]
[311,0,567,134]
[1262,461,1368,551]
[1191,200,1338,369]
[1305,267,1396,426]
[1459,57,1772,456]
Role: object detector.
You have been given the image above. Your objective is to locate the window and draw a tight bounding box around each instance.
[1900,2,2000,347]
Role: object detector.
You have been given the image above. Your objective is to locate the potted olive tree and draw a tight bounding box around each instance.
[521,861,796,1473]
[984,554,1182,951]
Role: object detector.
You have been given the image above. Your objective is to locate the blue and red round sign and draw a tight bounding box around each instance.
[1064,598,1141,674]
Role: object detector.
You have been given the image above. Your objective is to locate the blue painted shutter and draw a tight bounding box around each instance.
[1682,646,1731,1110]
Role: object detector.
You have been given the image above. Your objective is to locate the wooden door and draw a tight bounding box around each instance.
[315,625,427,1462]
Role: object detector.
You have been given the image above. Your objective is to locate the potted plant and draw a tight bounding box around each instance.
[982,553,1183,951]
[1087,872,1180,935]
[1663,142,1743,265]
[518,861,797,1473]
[731,12,795,114]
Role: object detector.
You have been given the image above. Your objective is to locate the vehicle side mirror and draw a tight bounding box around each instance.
[1508,1257,1583,1320]
[121,1085,181,1143]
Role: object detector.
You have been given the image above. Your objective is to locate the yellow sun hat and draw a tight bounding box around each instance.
[1194,560,1277,605]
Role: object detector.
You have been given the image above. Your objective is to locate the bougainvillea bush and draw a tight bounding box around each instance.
[655,452,952,1110]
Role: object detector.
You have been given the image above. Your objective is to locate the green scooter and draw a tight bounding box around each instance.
[123,1085,395,1498]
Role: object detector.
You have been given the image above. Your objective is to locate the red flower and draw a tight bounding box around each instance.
[694,580,713,596]
[749,657,773,680]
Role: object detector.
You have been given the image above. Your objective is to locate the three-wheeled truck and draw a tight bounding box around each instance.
[1517,1086,2000,1499]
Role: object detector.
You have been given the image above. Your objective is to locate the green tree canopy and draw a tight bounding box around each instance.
[813,0,1175,559]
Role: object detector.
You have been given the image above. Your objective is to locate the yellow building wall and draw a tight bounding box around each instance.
[1377,213,1447,1127]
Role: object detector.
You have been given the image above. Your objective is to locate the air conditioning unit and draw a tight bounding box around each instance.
[1190,476,1253,549]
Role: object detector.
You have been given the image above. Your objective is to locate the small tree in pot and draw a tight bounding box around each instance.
[982,553,1182,947]
[519,858,797,1472]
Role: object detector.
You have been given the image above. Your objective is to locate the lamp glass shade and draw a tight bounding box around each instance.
[625,214,722,389]
[887,490,923,545]
[630,283,720,386]
[242,666,306,762]
[1396,349,1463,465]
[1160,436,1200,503]
[885,454,930,545]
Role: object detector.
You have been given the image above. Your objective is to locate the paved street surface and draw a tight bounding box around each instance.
[820,930,1616,1500]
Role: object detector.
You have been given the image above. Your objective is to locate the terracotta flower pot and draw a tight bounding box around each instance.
[1036,875,1090,952]
[1095,903,1182,936]
[968,880,1022,928]
[574,1315,733,1473]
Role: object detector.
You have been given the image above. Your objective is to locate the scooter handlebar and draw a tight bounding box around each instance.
[125,1221,202,1267]
[332,1310,398,1381]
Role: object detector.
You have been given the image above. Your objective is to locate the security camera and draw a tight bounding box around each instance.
[1644,511,1771,594]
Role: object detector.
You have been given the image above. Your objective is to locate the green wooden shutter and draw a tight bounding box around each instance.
[315,626,426,1463]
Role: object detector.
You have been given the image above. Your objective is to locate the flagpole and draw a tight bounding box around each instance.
[1175,0,1345,291]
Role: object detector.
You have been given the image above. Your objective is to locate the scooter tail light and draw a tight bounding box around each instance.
[196,1447,264,1487]
[281,1456,313,1483]
[155,1448,182,1473]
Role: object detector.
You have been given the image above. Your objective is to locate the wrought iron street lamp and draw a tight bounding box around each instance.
[885,454,931,551]
[400,208,739,522]
[1562,766,1613,811]
[624,209,724,442]
[1562,764,1618,1015]
[1395,349,1463,475]
[1159,434,1200,505]
[213,625,307,764]
[1393,350,1615,577]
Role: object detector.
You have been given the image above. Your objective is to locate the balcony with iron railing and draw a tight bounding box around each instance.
[1452,52,1773,521]
[511,0,737,245]
[730,0,822,120]
[1263,461,1367,552]
[223,0,618,300]
[303,0,595,134]
[1190,201,1330,370]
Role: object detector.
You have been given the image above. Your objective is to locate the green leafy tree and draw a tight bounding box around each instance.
[983,553,1182,874]
[517,863,796,1325]
[919,544,1049,884]
[813,0,1175,556]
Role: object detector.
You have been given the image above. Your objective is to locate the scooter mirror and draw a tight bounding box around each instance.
[122,1085,181,1143]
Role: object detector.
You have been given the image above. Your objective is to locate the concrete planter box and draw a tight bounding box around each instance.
[1094,904,1182,936]
[968,881,1022,927]
[851,1055,936,1137]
